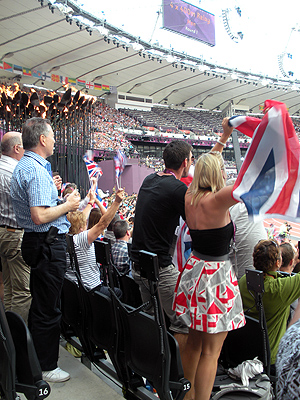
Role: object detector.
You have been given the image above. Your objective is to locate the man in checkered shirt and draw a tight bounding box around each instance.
[111,220,131,275]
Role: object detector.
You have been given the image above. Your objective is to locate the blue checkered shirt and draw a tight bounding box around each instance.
[111,240,131,274]
[10,150,70,234]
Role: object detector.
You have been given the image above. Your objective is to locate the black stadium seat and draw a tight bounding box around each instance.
[85,289,129,385]
[111,294,190,400]
[219,269,271,375]
[109,250,191,400]
[60,276,85,353]
[0,299,16,400]
[212,269,273,398]
[63,235,191,400]
[0,300,50,400]
[118,274,142,308]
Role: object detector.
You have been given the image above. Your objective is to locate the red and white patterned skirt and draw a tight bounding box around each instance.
[173,253,245,333]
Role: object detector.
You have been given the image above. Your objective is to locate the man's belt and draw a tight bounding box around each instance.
[0,225,23,232]
[24,231,66,238]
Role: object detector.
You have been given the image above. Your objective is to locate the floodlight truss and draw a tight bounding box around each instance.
[221,9,242,44]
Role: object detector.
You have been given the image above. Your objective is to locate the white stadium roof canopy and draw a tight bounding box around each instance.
[1,0,300,115]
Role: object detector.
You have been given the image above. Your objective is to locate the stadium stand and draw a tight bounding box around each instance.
[119,107,224,135]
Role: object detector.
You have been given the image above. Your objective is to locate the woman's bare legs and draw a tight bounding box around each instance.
[194,330,227,400]
[180,328,202,400]
[181,329,227,400]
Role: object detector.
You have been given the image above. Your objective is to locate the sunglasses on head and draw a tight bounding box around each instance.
[258,239,279,249]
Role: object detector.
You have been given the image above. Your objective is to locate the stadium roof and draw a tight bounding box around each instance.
[2,0,300,115]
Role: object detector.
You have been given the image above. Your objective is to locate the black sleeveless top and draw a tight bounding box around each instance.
[189,221,234,257]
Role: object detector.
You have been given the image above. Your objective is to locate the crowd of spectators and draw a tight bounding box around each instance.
[138,156,164,171]
[91,104,139,154]
[120,107,224,135]
[292,118,300,138]
[103,190,137,223]
[135,155,238,177]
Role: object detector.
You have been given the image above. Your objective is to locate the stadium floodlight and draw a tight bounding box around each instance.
[165,55,176,63]
[66,15,72,25]
[114,35,131,44]
[247,75,260,81]
[260,78,269,86]
[54,2,73,14]
[74,15,94,28]
[198,64,208,72]
[76,20,83,30]
[132,42,144,51]
[95,25,109,36]
[49,66,60,72]
[213,67,229,74]
[48,3,55,13]
[0,52,14,61]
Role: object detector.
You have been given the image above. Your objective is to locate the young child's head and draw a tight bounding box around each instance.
[67,211,87,235]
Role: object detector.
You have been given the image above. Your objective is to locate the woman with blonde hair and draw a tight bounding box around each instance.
[173,118,245,400]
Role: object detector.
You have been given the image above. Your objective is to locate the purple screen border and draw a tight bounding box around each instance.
[162,0,215,47]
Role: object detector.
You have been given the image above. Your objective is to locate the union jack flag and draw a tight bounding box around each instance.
[231,100,300,222]
[114,150,127,178]
[83,155,103,179]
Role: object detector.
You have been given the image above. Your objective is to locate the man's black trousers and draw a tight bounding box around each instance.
[22,231,67,371]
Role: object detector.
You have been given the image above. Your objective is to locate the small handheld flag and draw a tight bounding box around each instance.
[83,154,103,180]
[114,150,127,189]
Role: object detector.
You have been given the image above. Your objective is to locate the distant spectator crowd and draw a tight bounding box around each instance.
[138,156,164,171]
[91,104,139,154]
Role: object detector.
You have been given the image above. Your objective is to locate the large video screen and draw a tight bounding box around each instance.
[162,0,215,47]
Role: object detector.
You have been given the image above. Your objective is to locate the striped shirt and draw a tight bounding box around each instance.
[10,150,70,234]
[66,230,101,290]
[0,154,20,228]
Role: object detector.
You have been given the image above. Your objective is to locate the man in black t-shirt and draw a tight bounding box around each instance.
[131,140,193,347]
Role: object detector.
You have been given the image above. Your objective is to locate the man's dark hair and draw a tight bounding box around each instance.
[113,220,129,239]
[280,243,295,268]
[22,117,52,150]
[163,140,192,170]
